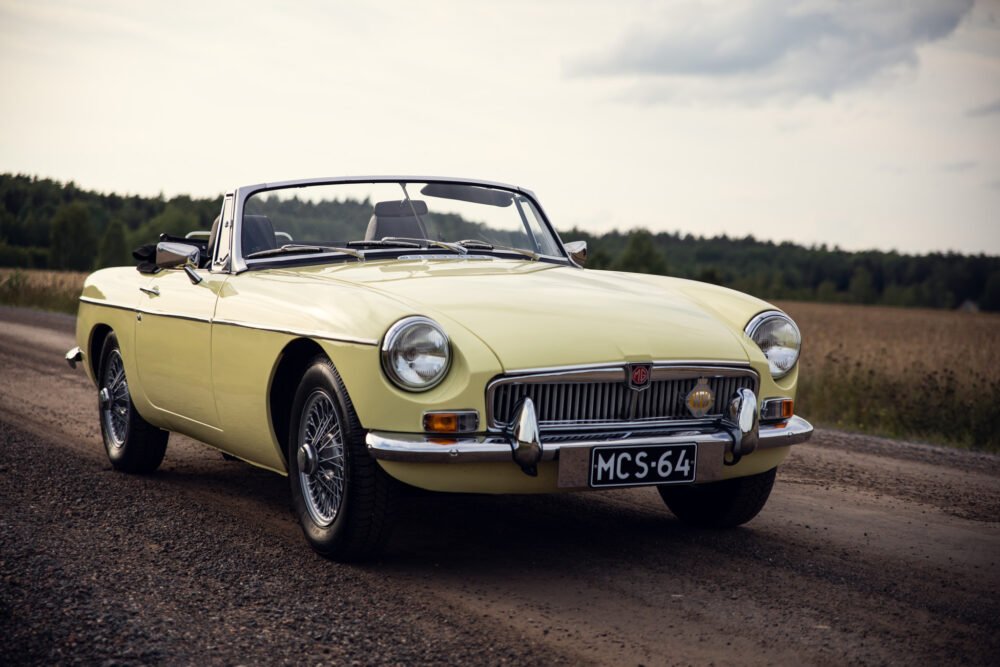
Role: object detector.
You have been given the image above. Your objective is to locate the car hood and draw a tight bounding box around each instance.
[291,259,752,371]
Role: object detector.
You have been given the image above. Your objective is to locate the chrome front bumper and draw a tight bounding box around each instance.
[65,346,84,369]
[366,414,814,465]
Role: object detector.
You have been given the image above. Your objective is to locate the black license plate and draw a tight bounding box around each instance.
[589,443,697,488]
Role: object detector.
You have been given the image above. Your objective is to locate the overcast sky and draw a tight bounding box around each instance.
[1,0,998,255]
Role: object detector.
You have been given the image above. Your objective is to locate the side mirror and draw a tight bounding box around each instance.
[564,240,587,267]
[155,242,203,284]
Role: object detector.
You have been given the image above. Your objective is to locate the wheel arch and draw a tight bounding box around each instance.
[88,323,114,380]
[268,338,328,466]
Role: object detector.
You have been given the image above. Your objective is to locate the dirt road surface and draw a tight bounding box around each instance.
[2,305,999,665]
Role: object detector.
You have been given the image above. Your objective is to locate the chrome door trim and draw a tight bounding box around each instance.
[79,297,377,346]
[211,319,378,346]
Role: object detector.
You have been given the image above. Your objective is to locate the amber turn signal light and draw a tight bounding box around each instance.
[422,410,479,433]
[760,398,794,422]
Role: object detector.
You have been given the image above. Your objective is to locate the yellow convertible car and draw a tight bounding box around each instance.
[66,177,812,560]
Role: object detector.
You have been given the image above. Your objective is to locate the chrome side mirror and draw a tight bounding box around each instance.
[564,240,587,267]
[155,242,203,284]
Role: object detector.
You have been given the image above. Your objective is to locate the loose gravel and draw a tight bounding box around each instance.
[0,422,571,666]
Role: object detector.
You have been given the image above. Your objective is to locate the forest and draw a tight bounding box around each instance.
[2,172,998,311]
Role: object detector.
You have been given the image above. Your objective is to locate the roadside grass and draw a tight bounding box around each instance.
[778,301,1000,453]
[0,269,84,315]
[1,273,996,452]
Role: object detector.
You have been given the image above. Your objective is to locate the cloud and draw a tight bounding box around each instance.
[569,0,974,100]
[966,98,1000,117]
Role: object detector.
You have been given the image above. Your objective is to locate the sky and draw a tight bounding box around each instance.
[0,0,998,255]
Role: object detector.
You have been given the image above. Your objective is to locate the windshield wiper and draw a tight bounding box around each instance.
[378,237,468,255]
[346,239,422,249]
[246,244,365,260]
[455,240,539,261]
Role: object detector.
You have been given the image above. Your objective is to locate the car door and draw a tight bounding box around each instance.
[134,265,227,431]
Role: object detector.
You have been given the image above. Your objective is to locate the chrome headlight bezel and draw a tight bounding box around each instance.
[380,316,452,392]
[745,310,801,380]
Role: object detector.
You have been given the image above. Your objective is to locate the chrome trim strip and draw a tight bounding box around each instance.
[139,310,213,324]
[211,319,379,346]
[501,360,754,376]
[81,296,212,324]
[366,416,812,464]
[78,297,379,346]
[745,310,792,338]
[79,296,134,312]
[485,363,759,431]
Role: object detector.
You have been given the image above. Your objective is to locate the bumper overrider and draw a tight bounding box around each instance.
[366,389,813,481]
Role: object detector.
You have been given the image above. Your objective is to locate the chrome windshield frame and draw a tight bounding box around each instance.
[226,176,572,274]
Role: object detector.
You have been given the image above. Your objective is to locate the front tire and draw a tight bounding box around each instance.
[658,467,777,528]
[98,332,168,473]
[288,356,398,561]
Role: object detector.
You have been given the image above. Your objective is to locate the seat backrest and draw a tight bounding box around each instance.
[207,215,221,259]
[364,200,429,240]
[243,215,277,256]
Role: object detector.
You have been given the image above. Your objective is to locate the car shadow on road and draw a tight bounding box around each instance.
[150,453,780,575]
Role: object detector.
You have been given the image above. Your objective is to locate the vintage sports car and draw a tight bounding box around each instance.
[66,176,812,560]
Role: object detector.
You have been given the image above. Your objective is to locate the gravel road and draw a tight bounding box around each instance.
[2,305,999,666]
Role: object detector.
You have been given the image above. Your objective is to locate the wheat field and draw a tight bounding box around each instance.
[0,269,86,314]
[777,300,1000,451]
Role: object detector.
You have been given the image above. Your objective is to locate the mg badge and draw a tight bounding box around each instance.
[686,377,716,418]
[627,363,652,391]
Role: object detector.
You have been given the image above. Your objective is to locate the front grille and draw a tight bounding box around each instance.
[488,367,756,430]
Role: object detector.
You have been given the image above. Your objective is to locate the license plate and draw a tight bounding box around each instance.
[589,443,697,488]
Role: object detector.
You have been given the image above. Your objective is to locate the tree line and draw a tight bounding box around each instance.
[2,173,998,311]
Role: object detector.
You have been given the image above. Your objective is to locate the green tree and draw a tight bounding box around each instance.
[816,279,839,302]
[587,247,614,270]
[848,266,876,304]
[697,267,722,285]
[49,202,96,270]
[129,203,200,248]
[981,272,1000,312]
[613,230,666,275]
[97,218,129,268]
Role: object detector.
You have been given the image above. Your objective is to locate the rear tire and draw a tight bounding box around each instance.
[658,467,776,528]
[98,332,168,474]
[287,356,398,562]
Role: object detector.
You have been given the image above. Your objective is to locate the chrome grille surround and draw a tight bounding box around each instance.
[486,363,759,432]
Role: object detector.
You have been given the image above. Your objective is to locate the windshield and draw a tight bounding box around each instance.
[240,181,563,264]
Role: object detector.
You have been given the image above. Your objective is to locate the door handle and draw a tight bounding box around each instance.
[139,286,160,297]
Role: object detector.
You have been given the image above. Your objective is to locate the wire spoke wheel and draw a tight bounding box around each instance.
[298,390,346,527]
[101,349,131,448]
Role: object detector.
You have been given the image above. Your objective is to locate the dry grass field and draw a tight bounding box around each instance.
[777,300,1000,451]
[0,269,85,314]
[1,270,996,451]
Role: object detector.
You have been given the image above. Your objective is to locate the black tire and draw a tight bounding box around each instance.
[287,355,398,562]
[658,467,777,528]
[98,332,168,473]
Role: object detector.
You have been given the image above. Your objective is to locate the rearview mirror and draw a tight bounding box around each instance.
[155,242,203,284]
[564,240,587,267]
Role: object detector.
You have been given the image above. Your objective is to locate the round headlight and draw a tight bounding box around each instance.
[381,316,451,391]
[745,311,801,379]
